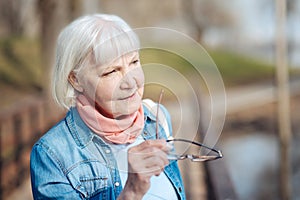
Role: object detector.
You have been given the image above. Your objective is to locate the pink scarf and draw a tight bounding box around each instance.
[76,95,144,144]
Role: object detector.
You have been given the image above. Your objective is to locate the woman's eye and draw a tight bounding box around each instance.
[103,70,116,76]
[131,59,139,65]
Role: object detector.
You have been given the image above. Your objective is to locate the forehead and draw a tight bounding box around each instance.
[93,26,140,67]
[112,51,138,63]
[98,51,139,69]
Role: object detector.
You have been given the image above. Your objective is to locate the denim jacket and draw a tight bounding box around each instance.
[30,103,186,199]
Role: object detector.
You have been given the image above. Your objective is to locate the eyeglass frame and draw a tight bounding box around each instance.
[155,90,223,162]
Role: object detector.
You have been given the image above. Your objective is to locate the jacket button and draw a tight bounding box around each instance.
[114,182,120,187]
[105,149,111,154]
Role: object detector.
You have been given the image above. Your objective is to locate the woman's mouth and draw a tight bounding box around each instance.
[121,92,137,100]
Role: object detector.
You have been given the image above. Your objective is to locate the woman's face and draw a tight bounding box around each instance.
[76,51,144,118]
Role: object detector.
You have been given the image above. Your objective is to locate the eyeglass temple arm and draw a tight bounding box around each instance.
[166,138,223,158]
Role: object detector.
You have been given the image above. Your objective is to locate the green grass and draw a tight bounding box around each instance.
[140,48,193,74]
[208,50,276,87]
[1,39,296,93]
[140,47,278,88]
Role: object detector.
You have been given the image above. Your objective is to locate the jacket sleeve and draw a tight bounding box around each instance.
[30,143,83,199]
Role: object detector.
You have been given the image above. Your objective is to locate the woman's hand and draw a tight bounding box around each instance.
[118,139,170,200]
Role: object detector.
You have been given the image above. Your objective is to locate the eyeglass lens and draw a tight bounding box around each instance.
[166,139,222,162]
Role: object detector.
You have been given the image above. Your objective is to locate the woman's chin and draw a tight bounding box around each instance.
[114,101,142,118]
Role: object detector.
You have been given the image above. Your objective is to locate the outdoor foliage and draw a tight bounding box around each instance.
[0,37,42,91]
[140,47,276,87]
[0,39,278,92]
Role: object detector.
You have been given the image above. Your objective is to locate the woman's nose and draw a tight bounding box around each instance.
[120,70,136,89]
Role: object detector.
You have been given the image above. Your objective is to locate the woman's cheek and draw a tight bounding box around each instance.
[97,79,118,100]
[136,67,145,88]
[96,82,109,98]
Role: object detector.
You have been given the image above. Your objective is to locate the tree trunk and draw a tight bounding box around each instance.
[276,0,292,199]
[37,0,71,92]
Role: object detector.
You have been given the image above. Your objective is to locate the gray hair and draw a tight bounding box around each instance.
[51,14,140,109]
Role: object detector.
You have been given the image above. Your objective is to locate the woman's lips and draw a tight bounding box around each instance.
[120,92,136,100]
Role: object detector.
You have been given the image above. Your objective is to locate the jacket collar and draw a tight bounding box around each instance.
[66,107,95,148]
[142,103,157,122]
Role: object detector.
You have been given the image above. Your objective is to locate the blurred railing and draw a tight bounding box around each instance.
[0,97,62,198]
[205,159,237,199]
[0,96,237,199]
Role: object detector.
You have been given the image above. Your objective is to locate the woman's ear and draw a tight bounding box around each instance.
[68,71,84,93]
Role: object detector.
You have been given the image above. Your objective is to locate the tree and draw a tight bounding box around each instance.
[181,0,234,42]
[0,0,22,36]
[37,0,72,92]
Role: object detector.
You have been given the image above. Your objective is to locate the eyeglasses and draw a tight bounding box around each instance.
[155,90,223,162]
[166,138,223,161]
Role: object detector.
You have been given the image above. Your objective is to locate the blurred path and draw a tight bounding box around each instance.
[210,78,300,115]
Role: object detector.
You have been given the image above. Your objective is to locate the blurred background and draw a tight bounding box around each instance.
[0,0,299,199]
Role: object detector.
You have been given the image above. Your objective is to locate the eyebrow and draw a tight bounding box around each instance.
[113,52,139,65]
[98,65,119,75]
[96,51,139,72]
[127,51,139,61]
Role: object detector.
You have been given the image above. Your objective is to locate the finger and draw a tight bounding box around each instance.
[128,149,169,174]
[145,166,164,177]
[145,155,169,170]
[131,146,169,163]
[136,153,169,172]
[139,140,166,149]
[134,163,164,176]
[131,140,171,154]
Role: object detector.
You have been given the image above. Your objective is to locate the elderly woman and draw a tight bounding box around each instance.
[30,14,186,199]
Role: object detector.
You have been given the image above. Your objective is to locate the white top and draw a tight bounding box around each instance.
[108,136,178,200]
